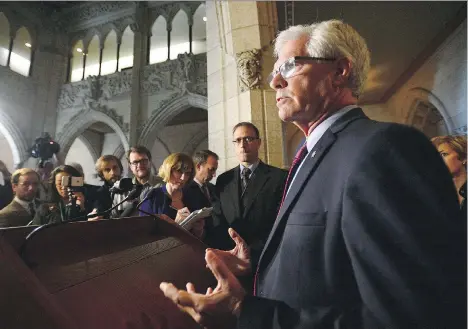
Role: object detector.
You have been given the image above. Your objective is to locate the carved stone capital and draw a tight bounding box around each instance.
[236,48,262,92]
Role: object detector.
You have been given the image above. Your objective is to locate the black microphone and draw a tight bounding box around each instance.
[74,185,144,221]
[109,178,134,194]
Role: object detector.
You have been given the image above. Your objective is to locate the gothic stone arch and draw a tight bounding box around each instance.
[0,110,29,168]
[138,92,207,149]
[57,109,130,160]
[405,87,454,134]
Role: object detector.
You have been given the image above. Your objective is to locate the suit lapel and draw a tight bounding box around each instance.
[224,167,241,224]
[257,108,367,270]
[241,162,269,218]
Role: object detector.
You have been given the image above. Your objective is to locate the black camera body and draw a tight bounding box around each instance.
[30,133,60,167]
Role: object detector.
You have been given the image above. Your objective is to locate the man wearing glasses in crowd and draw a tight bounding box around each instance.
[209,122,287,285]
[127,146,163,201]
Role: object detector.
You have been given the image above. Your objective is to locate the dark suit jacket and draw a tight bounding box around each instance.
[238,108,466,329]
[184,180,218,244]
[0,199,35,227]
[211,161,287,269]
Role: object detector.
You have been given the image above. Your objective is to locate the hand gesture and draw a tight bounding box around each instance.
[160,250,245,329]
[87,208,103,221]
[74,191,86,211]
[207,228,251,277]
[175,207,190,224]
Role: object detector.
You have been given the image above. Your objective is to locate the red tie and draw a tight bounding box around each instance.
[279,143,308,208]
[253,143,308,296]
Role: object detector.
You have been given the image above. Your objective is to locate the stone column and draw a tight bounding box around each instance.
[206,1,284,174]
[129,2,149,147]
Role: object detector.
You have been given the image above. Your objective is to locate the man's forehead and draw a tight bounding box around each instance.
[233,126,255,136]
[19,173,39,181]
[103,160,118,168]
[130,152,148,160]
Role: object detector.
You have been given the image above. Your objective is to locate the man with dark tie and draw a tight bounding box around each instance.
[210,122,287,271]
[186,150,219,207]
[0,168,41,227]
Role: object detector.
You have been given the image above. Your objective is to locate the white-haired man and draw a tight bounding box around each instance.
[160,20,464,329]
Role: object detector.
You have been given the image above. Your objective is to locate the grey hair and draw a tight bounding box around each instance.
[274,20,370,98]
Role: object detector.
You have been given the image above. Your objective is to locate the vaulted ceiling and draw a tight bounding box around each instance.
[276,1,466,104]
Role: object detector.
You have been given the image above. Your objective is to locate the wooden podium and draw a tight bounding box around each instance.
[0,216,216,329]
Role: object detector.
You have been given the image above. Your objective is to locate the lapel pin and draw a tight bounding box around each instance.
[311,150,317,158]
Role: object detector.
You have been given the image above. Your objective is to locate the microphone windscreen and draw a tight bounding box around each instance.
[116,178,133,191]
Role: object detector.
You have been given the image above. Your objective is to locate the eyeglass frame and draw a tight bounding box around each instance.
[232,136,259,145]
[129,158,150,167]
[267,56,337,84]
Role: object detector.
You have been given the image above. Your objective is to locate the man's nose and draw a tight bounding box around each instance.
[269,72,287,90]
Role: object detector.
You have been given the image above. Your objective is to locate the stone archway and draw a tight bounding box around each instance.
[138,93,207,148]
[56,108,130,159]
[0,110,29,168]
[405,88,454,136]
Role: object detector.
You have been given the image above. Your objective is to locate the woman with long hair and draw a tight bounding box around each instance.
[33,165,88,224]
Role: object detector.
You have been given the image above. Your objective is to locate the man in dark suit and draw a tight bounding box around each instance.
[184,150,219,243]
[160,20,465,329]
[186,150,219,208]
[210,122,287,269]
[90,155,123,219]
[0,168,41,227]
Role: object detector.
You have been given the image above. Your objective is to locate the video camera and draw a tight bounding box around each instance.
[30,133,60,168]
[61,175,84,193]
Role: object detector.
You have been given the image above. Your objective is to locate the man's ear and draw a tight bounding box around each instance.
[333,58,352,86]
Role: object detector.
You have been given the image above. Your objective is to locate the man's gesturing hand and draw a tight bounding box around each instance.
[207,228,251,277]
[160,250,246,329]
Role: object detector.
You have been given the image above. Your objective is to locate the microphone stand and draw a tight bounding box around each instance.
[76,186,143,221]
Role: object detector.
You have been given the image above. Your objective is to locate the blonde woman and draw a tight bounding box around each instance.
[139,153,205,238]
[432,135,467,215]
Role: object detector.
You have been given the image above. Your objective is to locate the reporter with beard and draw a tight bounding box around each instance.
[91,155,123,219]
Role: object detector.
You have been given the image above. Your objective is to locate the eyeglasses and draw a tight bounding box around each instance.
[232,136,259,145]
[129,158,149,167]
[267,56,336,84]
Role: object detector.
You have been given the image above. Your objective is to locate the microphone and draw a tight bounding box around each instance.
[75,185,144,221]
[109,178,134,194]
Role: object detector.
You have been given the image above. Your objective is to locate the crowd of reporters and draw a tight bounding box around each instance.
[0,130,466,246]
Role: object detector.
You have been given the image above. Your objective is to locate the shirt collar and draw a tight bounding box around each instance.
[306,105,357,152]
[193,177,204,187]
[239,159,260,176]
[14,196,33,211]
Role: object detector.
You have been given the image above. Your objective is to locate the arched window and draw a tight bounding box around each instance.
[119,26,133,71]
[0,13,10,66]
[149,16,167,64]
[192,4,207,55]
[170,10,189,59]
[84,34,100,79]
[10,26,31,76]
[70,40,84,82]
[409,100,448,138]
[101,30,117,76]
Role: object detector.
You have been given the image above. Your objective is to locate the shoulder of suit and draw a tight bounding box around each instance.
[259,162,288,175]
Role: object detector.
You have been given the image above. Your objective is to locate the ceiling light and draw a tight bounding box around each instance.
[203,16,207,22]
[76,48,83,53]
[25,42,31,48]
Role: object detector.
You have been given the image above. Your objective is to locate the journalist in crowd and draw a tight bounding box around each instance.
[139,153,205,238]
[33,165,87,225]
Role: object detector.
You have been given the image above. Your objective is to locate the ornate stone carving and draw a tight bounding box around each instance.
[57,71,132,111]
[56,74,130,135]
[60,2,133,30]
[236,49,262,92]
[453,125,467,135]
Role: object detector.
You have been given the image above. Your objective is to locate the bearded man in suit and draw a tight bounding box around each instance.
[160,20,465,329]
[0,168,41,227]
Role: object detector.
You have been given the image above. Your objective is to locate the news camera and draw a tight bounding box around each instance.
[30,133,60,168]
